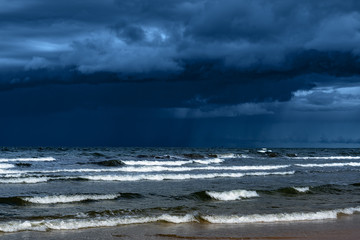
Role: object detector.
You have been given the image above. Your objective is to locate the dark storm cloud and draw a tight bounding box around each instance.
[1,0,360,115]
[2,0,360,70]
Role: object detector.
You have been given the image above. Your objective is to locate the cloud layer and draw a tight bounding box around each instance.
[0,0,360,146]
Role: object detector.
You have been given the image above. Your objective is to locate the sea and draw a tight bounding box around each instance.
[0,147,359,233]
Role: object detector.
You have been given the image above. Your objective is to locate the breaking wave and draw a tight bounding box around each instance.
[294,156,360,160]
[266,186,312,195]
[0,214,196,232]
[216,153,238,159]
[81,171,294,182]
[0,206,360,232]
[293,187,310,193]
[202,206,360,223]
[0,164,15,169]
[22,194,121,204]
[296,162,360,168]
[0,193,142,205]
[0,171,295,184]
[0,165,290,175]
[0,157,55,162]
[123,158,224,166]
[0,177,49,184]
[205,189,259,201]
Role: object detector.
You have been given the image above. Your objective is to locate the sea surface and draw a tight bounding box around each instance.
[0,147,359,232]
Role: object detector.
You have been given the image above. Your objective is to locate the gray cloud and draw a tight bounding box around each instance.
[1,0,360,74]
[0,1,360,121]
[2,0,360,147]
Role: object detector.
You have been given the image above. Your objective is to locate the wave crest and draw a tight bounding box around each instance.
[205,190,258,201]
[0,214,196,232]
[0,157,55,162]
[22,194,121,204]
[296,162,360,168]
[202,206,360,223]
[82,171,294,182]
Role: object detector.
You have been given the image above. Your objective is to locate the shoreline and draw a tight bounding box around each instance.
[1,214,360,240]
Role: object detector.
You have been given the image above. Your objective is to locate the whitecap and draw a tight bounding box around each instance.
[0,164,15,169]
[192,158,224,164]
[0,164,289,174]
[296,162,360,168]
[123,158,224,166]
[22,194,121,204]
[217,153,238,159]
[81,171,294,182]
[0,157,55,162]
[0,177,49,184]
[293,187,310,192]
[294,156,360,160]
[206,189,259,201]
[123,160,191,166]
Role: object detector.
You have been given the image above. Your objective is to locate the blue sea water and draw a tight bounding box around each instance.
[0,147,359,232]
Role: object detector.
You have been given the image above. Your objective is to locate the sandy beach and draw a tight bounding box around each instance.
[1,214,359,240]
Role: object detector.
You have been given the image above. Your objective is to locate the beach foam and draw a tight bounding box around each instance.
[1,206,360,232]
[206,189,259,201]
[0,214,196,232]
[202,206,360,223]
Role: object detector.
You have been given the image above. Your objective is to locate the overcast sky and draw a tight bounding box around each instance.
[1,0,360,147]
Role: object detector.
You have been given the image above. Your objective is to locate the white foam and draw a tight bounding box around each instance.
[246,171,294,176]
[22,194,120,204]
[124,158,224,166]
[0,157,55,162]
[202,206,360,223]
[0,164,290,175]
[0,174,23,178]
[2,206,358,232]
[0,169,23,175]
[293,187,310,193]
[0,170,294,184]
[296,162,360,168]
[124,160,192,166]
[239,154,253,159]
[0,177,49,184]
[217,153,238,159]
[193,158,224,164]
[294,156,360,160]
[81,171,294,182]
[0,214,196,232]
[223,165,289,171]
[206,190,259,201]
[0,164,15,169]
[257,148,268,153]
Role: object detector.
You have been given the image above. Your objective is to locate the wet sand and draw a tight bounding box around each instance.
[1,214,359,240]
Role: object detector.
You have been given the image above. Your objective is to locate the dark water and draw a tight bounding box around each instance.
[0,147,359,232]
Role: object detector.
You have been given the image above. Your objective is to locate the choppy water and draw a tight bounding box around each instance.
[0,147,359,232]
